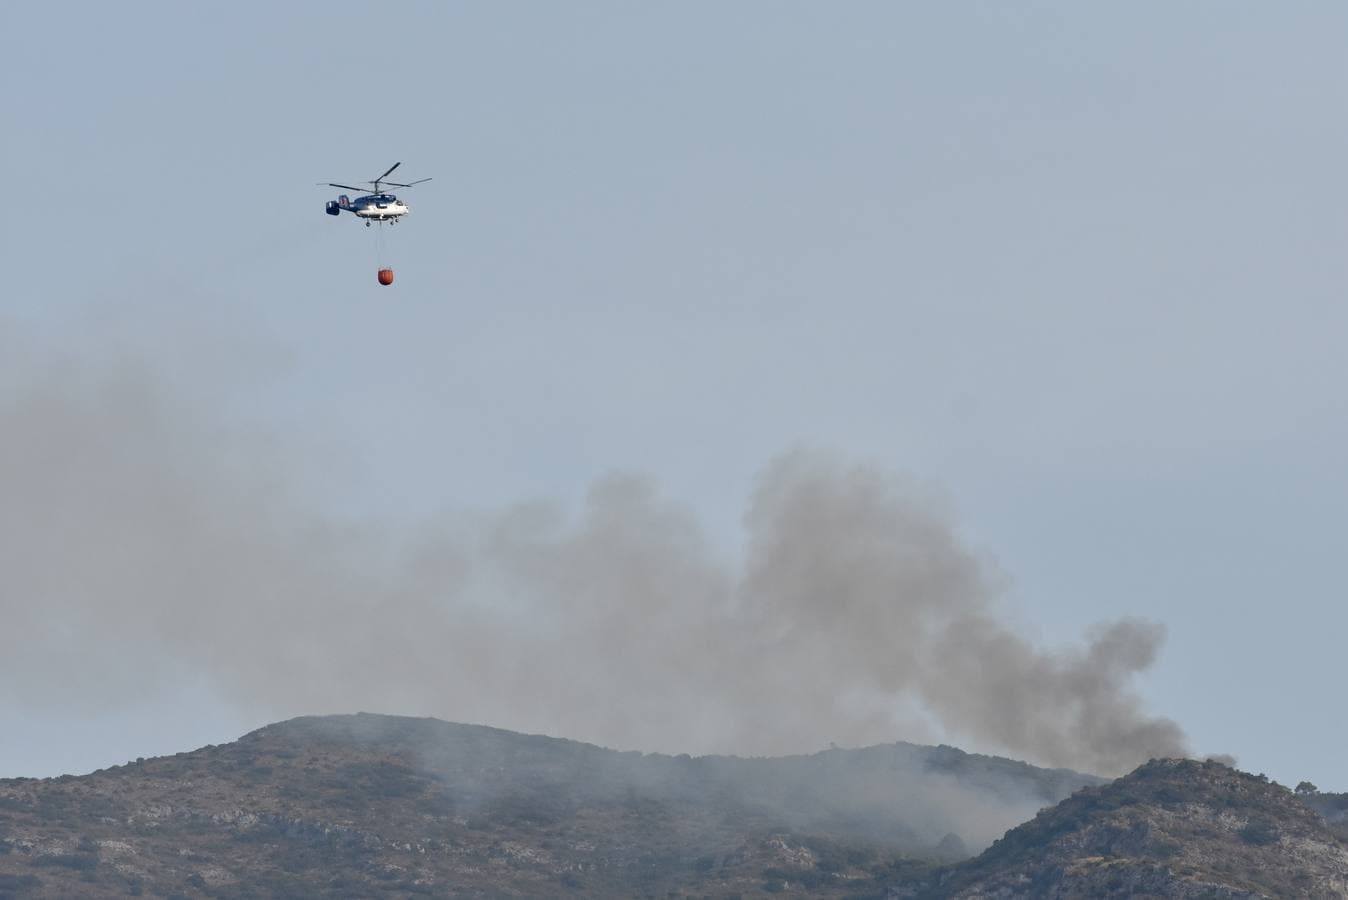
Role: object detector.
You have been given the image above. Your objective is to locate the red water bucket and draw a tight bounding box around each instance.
[377,268,394,286]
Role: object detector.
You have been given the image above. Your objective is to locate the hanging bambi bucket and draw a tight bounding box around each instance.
[377,268,394,286]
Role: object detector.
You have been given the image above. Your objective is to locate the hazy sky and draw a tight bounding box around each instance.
[2,3,1345,789]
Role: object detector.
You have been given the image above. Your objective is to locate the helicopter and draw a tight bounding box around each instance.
[322,162,431,226]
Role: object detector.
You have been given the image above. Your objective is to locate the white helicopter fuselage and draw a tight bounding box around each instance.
[349,194,409,220]
[326,192,410,222]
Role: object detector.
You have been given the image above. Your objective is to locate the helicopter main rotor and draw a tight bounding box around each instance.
[321,162,432,196]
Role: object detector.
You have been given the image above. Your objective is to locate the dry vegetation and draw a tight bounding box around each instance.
[1,717,1344,898]
[0,714,1089,898]
[935,759,1348,898]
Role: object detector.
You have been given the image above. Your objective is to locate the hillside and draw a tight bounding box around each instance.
[4,717,1344,898]
[0,713,1094,898]
[931,758,1348,898]
[1304,792,1348,842]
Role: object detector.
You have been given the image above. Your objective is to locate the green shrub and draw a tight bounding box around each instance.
[1239,818,1280,846]
[33,852,98,870]
[0,873,41,892]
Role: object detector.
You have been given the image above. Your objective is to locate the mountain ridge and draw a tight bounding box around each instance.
[2,714,1344,898]
[0,713,1096,897]
[933,757,1348,898]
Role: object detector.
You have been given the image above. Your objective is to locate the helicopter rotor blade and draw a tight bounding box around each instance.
[375,162,402,183]
[382,178,432,188]
[325,183,368,192]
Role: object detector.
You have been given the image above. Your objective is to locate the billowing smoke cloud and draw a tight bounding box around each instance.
[0,353,1187,775]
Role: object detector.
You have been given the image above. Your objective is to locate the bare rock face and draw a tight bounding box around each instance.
[932,758,1348,899]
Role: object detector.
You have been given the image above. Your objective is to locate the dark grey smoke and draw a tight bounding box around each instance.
[0,353,1188,775]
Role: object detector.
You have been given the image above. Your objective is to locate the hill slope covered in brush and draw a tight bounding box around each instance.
[2,716,1345,898]
[933,758,1348,898]
[0,713,1092,897]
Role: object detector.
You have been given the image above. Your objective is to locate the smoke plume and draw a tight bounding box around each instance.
[0,353,1187,775]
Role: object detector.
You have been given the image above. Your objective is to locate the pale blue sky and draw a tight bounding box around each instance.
[2,3,1345,788]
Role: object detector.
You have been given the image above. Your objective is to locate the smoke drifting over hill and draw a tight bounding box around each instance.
[0,353,1188,775]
